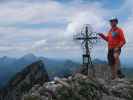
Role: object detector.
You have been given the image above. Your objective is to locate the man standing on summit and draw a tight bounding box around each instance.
[99,18,126,79]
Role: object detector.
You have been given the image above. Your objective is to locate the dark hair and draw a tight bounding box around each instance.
[109,18,118,24]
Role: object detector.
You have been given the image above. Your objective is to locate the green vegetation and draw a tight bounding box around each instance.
[23,95,41,100]
[56,76,102,100]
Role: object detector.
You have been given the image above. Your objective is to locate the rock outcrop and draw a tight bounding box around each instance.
[22,65,133,100]
[1,61,132,100]
[0,60,49,100]
[78,64,112,80]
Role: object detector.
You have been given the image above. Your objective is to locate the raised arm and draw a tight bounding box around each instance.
[98,33,108,42]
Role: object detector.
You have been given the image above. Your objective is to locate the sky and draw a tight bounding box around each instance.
[0,0,133,63]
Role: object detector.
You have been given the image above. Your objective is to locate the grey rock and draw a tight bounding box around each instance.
[22,64,133,100]
[1,62,132,100]
[78,64,112,80]
[0,60,49,100]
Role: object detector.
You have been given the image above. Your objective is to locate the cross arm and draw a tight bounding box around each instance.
[74,37,98,40]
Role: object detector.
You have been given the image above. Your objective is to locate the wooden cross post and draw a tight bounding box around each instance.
[74,25,98,76]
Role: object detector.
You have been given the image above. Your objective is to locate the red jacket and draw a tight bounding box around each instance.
[99,27,126,49]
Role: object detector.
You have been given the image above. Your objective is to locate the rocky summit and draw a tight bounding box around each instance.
[22,64,133,100]
[0,60,133,100]
[0,60,49,100]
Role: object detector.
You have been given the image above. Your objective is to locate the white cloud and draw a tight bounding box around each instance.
[0,0,131,59]
[122,0,133,44]
[32,39,47,48]
[0,1,69,24]
[124,18,133,43]
[66,11,106,36]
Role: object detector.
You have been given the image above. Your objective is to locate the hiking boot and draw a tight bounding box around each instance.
[117,70,125,78]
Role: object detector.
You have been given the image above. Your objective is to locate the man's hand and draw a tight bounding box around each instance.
[97,33,103,36]
[97,33,108,42]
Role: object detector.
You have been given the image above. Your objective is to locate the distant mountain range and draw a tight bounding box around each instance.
[0,54,80,87]
[0,53,132,87]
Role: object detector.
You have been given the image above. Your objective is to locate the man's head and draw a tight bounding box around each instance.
[109,18,118,28]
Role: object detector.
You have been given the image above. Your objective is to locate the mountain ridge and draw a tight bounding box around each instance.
[0,53,132,87]
[0,60,49,100]
[0,55,132,100]
[21,64,133,100]
[0,54,80,87]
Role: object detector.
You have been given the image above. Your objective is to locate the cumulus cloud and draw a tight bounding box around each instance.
[0,0,131,59]
[0,1,67,24]
[66,11,106,36]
